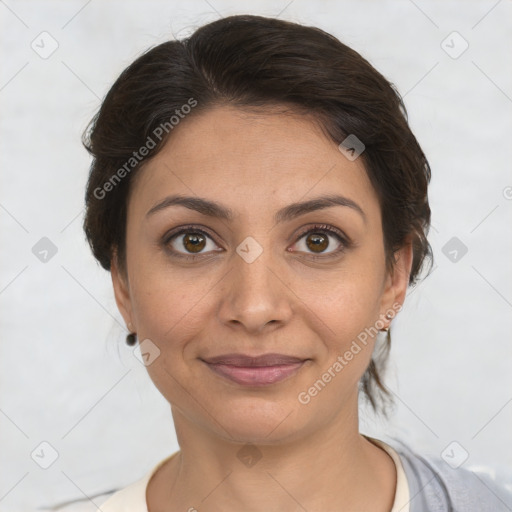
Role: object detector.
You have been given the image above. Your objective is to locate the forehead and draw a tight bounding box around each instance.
[128,106,380,224]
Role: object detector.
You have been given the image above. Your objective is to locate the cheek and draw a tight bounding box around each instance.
[312,289,380,385]
[305,260,384,341]
[300,257,385,379]
[293,284,384,412]
[128,262,218,376]
[130,270,208,345]
[129,272,208,404]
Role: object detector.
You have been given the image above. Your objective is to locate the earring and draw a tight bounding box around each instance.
[126,322,137,346]
[380,313,393,332]
[126,332,137,346]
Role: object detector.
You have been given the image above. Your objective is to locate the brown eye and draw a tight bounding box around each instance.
[305,232,329,253]
[182,232,207,253]
[292,225,348,258]
[165,227,221,259]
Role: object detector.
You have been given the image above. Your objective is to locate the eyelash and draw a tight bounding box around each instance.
[162,223,351,261]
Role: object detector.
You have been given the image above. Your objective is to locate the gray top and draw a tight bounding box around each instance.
[386,437,512,511]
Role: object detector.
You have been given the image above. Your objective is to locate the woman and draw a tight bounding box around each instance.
[80,14,510,512]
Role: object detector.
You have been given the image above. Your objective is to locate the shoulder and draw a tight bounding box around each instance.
[50,478,148,512]
[48,465,157,512]
[45,491,117,512]
[387,438,512,512]
[48,453,179,512]
[96,470,154,511]
[97,452,179,511]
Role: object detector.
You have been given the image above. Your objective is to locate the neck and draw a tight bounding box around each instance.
[148,394,396,512]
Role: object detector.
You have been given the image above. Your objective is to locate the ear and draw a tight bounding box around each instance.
[111,250,134,330]
[379,238,414,324]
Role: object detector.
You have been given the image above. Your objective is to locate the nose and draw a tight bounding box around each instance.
[217,243,294,335]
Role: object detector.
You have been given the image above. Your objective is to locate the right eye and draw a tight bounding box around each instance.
[164,226,222,260]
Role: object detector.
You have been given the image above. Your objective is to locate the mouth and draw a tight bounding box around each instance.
[201,353,308,387]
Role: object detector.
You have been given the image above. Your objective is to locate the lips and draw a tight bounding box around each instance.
[203,353,305,366]
[201,353,307,386]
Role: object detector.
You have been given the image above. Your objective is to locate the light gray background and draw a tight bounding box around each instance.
[1,1,511,510]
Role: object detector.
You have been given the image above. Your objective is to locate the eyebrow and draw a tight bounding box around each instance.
[146,194,367,225]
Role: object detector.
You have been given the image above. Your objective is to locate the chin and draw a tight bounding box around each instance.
[211,396,306,445]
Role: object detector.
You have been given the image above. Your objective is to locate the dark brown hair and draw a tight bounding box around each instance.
[82,14,433,414]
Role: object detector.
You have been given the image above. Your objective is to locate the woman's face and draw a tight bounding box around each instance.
[112,105,411,444]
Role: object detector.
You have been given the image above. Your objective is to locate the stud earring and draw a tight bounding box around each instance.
[380,313,393,332]
[126,322,137,346]
[126,332,137,346]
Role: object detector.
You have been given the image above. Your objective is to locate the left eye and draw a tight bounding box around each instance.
[292,226,346,256]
